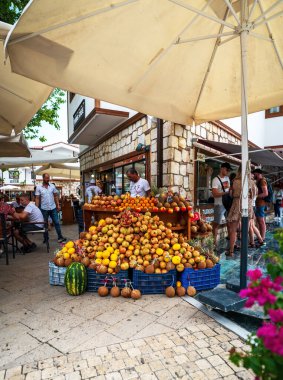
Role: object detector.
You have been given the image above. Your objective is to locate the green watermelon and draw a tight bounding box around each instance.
[65,262,87,296]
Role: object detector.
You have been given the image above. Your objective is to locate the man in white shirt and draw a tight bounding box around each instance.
[13,193,45,253]
[35,173,66,243]
[211,162,231,244]
[126,168,151,197]
[273,185,283,219]
[85,179,102,203]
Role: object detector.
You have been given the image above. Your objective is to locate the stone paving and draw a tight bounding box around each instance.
[0,224,253,379]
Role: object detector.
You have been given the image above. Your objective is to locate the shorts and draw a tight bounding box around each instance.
[214,204,226,224]
[255,206,266,218]
[21,224,43,233]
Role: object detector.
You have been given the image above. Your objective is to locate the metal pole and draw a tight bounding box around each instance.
[240,0,249,290]
[157,118,164,188]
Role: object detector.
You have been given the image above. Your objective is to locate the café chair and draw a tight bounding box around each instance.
[0,213,16,265]
[20,221,50,253]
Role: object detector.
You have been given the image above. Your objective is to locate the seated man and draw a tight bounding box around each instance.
[13,193,45,253]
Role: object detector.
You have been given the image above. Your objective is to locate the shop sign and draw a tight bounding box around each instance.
[201,207,214,223]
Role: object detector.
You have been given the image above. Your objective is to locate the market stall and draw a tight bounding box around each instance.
[49,191,217,298]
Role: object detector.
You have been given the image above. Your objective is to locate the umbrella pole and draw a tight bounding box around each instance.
[240,1,249,290]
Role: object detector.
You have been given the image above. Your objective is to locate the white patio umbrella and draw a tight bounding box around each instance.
[34,163,80,179]
[5,0,283,288]
[0,21,53,136]
[0,148,78,169]
[0,133,30,157]
[0,184,21,191]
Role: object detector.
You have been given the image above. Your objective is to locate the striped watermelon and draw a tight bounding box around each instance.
[65,262,87,296]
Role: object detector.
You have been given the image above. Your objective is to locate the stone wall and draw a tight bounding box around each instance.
[80,116,241,200]
[80,116,149,172]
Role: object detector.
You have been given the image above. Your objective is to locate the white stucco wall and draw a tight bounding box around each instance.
[222,111,266,148]
[264,116,283,147]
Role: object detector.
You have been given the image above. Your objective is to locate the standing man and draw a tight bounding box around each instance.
[211,162,231,244]
[85,179,102,203]
[35,173,66,243]
[126,168,151,197]
[253,169,268,241]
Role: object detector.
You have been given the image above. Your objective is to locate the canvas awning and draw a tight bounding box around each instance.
[196,140,283,167]
[0,133,30,157]
[0,21,52,136]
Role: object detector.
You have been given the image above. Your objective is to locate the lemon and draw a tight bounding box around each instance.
[96,252,103,259]
[102,258,110,266]
[65,241,74,249]
[62,247,67,253]
[109,261,117,269]
[176,281,182,288]
[63,252,70,259]
[102,251,110,259]
[98,219,106,226]
[67,247,75,254]
[114,249,120,255]
[110,253,118,262]
[172,243,181,251]
[89,226,96,232]
[172,256,181,265]
[156,248,164,255]
[106,246,114,253]
[95,258,102,264]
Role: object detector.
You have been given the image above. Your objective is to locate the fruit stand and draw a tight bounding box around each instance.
[50,194,217,298]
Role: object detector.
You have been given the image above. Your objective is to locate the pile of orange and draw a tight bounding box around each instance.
[118,196,157,211]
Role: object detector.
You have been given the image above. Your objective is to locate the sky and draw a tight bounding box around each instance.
[28,100,68,147]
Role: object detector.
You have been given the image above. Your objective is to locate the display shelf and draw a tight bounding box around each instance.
[171,226,186,231]
[190,232,212,239]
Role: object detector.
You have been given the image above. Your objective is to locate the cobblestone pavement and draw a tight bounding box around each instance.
[0,225,253,379]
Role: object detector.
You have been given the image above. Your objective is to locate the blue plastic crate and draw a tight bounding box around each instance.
[86,269,129,292]
[133,270,176,295]
[179,264,220,291]
[49,262,66,286]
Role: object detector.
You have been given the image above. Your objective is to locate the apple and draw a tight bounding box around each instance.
[167,208,174,214]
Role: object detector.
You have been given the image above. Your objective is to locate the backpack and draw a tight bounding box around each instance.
[258,178,273,203]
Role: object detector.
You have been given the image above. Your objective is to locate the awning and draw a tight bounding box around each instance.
[0,133,30,157]
[196,140,283,167]
[0,22,53,136]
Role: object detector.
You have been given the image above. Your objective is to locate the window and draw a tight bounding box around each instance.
[265,105,283,118]
[69,92,76,102]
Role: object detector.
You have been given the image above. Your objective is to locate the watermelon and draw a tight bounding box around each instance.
[65,262,87,296]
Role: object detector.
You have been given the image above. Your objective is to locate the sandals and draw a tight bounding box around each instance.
[249,243,256,248]
[234,245,240,250]
[225,251,234,258]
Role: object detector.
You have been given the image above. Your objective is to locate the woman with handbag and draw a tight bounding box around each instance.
[226,166,257,257]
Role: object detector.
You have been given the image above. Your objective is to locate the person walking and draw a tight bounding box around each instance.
[211,162,231,245]
[35,173,66,243]
[273,185,283,220]
[253,169,268,242]
[226,166,257,257]
[85,179,102,203]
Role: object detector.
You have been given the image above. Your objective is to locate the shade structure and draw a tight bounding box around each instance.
[5,0,283,126]
[34,163,80,179]
[5,0,283,289]
[0,148,78,169]
[0,184,21,191]
[0,21,52,136]
[0,133,31,157]
[196,140,283,167]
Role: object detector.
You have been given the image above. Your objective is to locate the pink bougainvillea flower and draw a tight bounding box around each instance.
[269,309,283,324]
[247,268,262,282]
